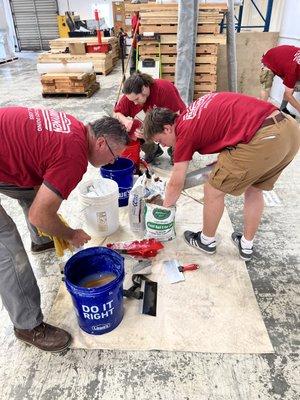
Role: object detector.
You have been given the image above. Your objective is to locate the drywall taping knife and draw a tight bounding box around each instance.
[164,259,199,284]
[123,274,157,316]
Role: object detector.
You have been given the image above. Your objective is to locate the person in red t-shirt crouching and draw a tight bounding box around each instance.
[143,92,300,261]
[0,107,128,352]
[114,72,186,164]
[260,45,300,117]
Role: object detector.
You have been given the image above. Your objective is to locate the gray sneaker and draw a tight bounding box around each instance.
[231,232,253,261]
[184,230,216,254]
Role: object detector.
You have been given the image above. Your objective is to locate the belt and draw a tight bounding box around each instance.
[261,112,286,128]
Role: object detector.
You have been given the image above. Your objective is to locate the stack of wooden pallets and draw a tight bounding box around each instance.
[41,72,100,97]
[38,37,119,75]
[125,2,227,99]
[38,51,114,76]
[49,37,119,62]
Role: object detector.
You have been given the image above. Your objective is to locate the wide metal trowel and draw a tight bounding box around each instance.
[183,163,216,189]
[123,274,157,316]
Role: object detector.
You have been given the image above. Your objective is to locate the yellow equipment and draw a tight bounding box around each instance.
[57,12,83,38]
[57,15,71,38]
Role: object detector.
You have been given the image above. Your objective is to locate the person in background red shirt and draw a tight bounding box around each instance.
[114,72,186,163]
[143,92,300,261]
[260,45,300,117]
[0,107,128,352]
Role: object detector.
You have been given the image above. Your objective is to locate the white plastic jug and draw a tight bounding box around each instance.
[78,178,119,237]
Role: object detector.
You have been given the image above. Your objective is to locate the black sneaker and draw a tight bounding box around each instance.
[31,241,55,254]
[184,230,216,254]
[144,144,164,163]
[281,107,296,119]
[231,232,253,261]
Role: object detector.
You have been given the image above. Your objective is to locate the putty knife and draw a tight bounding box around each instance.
[164,259,185,284]
[164,260,199,283]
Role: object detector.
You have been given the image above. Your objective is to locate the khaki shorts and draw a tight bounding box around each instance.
[260,66,275,90]
[209,115,300,196]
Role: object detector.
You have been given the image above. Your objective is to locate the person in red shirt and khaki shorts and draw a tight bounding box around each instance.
[260,45,300,117]
[143,92,300,261]
[114,72,186,164]
[0,107,128,352]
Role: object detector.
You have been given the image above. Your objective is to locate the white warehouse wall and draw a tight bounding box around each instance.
[57,0,114,28]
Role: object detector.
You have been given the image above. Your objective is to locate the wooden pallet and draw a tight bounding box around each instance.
[42,82,100,98]
[38,52,114,75]
[159,34,226,45]
[140,24,220,35]
[194,73,217,84]
[193,91,211,100]
[96,66,114,76]
[49,37,119,52]
[125,3,228,12]
[134,3,227,99]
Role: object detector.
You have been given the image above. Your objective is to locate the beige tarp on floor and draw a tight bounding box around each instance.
[48,189,273,353]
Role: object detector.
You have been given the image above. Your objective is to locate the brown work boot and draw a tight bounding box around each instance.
[14,322,71,352]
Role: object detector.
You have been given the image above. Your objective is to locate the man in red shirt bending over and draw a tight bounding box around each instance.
[0,107,128,352]
[114,72,186,163]
[260,45,300,117]
[143,93,300,261]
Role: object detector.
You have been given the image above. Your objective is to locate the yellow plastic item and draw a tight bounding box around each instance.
[57,15,70,38]
[38,214,73,257]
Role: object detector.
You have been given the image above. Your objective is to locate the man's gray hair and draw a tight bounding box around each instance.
[89,116,129,146]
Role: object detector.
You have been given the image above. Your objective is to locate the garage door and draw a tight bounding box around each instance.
[9,0,58,50]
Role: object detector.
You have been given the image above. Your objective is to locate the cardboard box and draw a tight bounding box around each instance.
[69,42,86,55]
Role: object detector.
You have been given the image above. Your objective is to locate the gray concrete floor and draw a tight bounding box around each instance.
[0,53,299,400]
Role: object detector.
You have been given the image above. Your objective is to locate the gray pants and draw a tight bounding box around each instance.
[0,185,50,329]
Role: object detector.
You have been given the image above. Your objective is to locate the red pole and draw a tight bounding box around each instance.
[94,9,102,44]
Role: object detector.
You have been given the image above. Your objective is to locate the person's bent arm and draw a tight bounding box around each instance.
[163,161,189,207]
[283,87,300,114]
[113,112,133,132]
[28,184,91,248]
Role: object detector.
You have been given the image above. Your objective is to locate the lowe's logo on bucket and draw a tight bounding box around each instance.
[82,300,114,320]
[119,189,131,199]
[92,323,111,332]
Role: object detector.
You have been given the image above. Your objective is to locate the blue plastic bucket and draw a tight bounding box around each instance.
[64,247,125,335]
[100,157,134,207]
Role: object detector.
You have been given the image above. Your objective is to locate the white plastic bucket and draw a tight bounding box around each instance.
[78,178,119,237]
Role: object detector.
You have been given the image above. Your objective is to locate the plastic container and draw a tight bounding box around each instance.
[78,178,119,237]
[64,247,125,335]
[120,140,141,173]
[100,157,135,207]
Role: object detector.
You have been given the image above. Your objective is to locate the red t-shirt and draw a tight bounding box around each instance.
[0,107,88,199]
[174,92,277,163]
[114,79,186,118]
[262,45,300,89]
